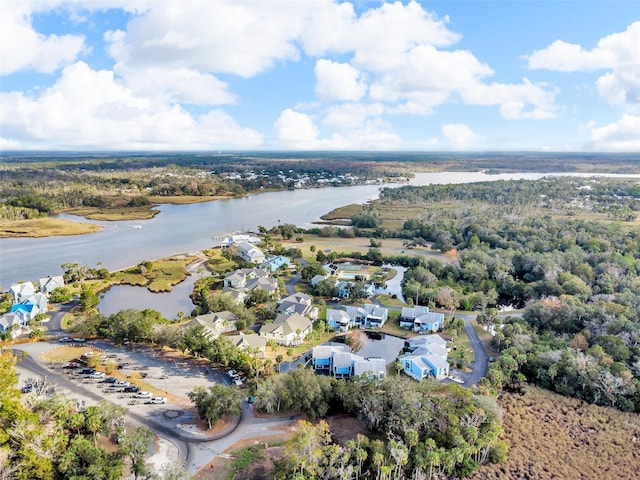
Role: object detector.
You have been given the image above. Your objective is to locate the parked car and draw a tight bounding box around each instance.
[114,381,130,387]
[79,368,95,375]
[102,377,117,384]
[72,337,86,343]
[234,378,243,386]
[21,385,33,394]
[59,337,72,343]
[89,372,106,379]
[146,396,166,404]
[63,362,80,369]
[227,369,238,379]
[133,391,152,399]
[123,386,141,393]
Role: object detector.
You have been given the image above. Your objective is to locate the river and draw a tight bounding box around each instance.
[2,170,638,288]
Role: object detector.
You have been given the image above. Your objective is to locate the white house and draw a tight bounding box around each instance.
[224,333,267,357]
[345,304,388,328]
[182,311,238,338]
[237,242,266,264]
[277,293,318,319]
[398,334,449,380]
[219,234,261,247]
[0,313,24,339]
[37,276,65,296]
[259,313,312,346]
[9,282,35,304]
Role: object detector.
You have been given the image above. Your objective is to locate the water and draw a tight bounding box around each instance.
[335,332,407,364]
[375,265,406,302]
[2,170,637,288]
[98,271,206,320]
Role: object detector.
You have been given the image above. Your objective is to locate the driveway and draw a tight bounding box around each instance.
[12,339,296,474]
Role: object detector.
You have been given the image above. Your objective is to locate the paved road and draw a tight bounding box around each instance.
[12,340,296,474]
[451,313,488,387]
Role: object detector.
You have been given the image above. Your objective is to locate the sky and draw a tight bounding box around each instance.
[1,0,639,152]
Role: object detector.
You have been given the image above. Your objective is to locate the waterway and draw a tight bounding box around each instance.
[2,170,638,288]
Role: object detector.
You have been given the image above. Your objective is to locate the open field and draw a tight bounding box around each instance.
[0,217,101,238]
[282,234,440,262]
[471,385,640,480]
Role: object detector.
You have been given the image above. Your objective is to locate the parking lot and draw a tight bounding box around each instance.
[15,339,228,414]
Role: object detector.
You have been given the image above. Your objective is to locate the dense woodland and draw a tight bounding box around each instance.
[335,177,640,412]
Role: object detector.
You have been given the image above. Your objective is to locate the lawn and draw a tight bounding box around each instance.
[110,256,197,292]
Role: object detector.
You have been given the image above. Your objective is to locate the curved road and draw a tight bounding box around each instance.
[459,314,488,387]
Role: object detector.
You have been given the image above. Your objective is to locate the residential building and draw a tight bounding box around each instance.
[345,304,388,328]
[182,311,238,338]
[0,313,23,339]
[310,275,326,287]
[312,344,386,379]
[37,275,65,296]
[237,241,266,264]
[259,313,312,346]
[261,255,291,273]
[9,282,35,304]
[224,333,267,357]
[219,234,261,247]
[399,306,444,333]
[277,293,318,319]
[398,334,449,380]
[325,309,354,332]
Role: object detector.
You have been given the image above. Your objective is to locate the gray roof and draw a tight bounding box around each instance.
[260,313,312,336]
[225,333,267,350]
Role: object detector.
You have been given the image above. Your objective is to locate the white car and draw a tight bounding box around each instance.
[234,378,243,386]
[133,391,152,399]
[227,369,238,379]
[147,397,166,404]
[114,381,130,387]
[89,372,106,379]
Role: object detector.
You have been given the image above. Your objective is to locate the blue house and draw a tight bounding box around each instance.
[262,255,291,272]
[398,334,449,380]
[326,309,354,331]
[399,306,444,332]
[312,344,386,379]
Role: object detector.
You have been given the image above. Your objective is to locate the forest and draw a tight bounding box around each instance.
[319,176,640,412]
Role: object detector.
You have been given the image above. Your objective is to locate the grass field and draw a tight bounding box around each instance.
[0,217,101,238]
[472,385,640,480]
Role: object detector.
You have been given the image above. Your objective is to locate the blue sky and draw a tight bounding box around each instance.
[1,0,638,151]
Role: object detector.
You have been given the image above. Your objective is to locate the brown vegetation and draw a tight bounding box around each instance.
[472,385,640,480]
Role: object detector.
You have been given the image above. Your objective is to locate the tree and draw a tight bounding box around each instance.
[301,264,326,281]
[121,426,154,480]
[58,435,124,480]
[49,287,72,304]
[346,330,367,354]
[188,384,242,430]
[79,284,99,312]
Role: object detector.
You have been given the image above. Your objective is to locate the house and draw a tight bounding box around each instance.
[326,309,354,331]
[37,275,65,296]
[0,313,24,339]
[224,333,267,357]
[219,234,261,247]
[336,281,375,299]
[237,242,266,264]
[310,275,326,287]
[399,306,430,328]
[183,311,238,338]
[262,255,291,273]
[259,313,312,346]
[9,303,38,324]
[221,287,248,305]
[9,282,35,304]
[413,312,445,333]
[312,344,386,379]
[323,263,339,276]
[345,304,388,328]
[245,277,278,295]
[26,293,48,313]
[223,268,269,289]
[398,334,449,381]
[277,293,318,319]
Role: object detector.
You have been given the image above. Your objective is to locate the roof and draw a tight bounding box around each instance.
[225,333,267,350]
[37,275,65,291]
[353,358,386,376]
[280,292,312,305]
[261,313,312,337]
[312,344,349,359]
[414,312,444,325]
[245,277,277,293]
[326,309,351,324]
[407,334,447,348]
[333,351,354,368]
[401,306,429,319]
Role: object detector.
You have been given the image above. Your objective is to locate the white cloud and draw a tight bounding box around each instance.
[274,108,400,150]
[461,79,557,119]
[314,60,367,102]
[113,65,236,105]
[586,114,640,151]
[322,103,385,130]
[0,2,84,75]
[0,62,262,150]
[527,22,640,106]
[441,123,478,150]
[105,0,304,78]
